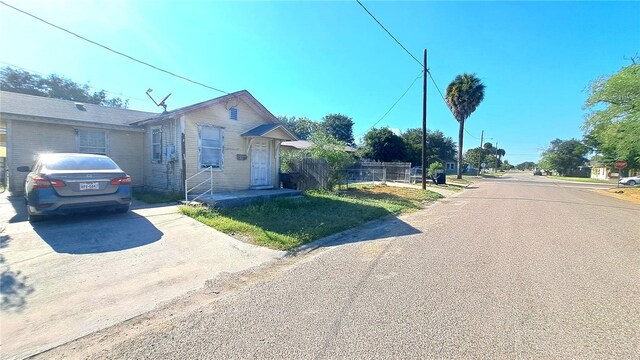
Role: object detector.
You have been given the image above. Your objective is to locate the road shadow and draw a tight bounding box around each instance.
[319,216,422,248]
[0,234,35,312]
[32,211,164,254]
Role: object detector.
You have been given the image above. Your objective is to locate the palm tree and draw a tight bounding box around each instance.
[497,148,506,162]
[445,73,486,179]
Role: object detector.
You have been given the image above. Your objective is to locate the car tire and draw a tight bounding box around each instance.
[115,206,130,214]
[628,180,636,186]
[28,212,44,223]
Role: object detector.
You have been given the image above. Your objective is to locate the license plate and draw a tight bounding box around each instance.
[79,182,100,191]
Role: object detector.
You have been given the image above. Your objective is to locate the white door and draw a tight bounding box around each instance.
[251,139,270,186]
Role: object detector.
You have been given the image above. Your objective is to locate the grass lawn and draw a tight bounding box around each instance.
[133,190,183,204]
[180,185,443,251]
[446,176,473,185]
[548,176,617,184]
[599,187,640,204]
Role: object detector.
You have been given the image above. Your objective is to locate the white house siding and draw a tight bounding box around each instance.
[142,118,182,192]
[183,99,278,193]
[5,119,143,192]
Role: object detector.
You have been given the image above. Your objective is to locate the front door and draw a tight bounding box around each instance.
[251,139,270,187]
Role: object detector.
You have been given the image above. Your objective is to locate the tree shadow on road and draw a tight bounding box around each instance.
[0,234,35,313]
[311,216,422,249]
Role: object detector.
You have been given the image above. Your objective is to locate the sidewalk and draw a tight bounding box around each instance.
[0,199,286,359]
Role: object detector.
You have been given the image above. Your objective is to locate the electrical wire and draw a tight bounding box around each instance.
[355,0,423,67]
[355,70,423,138]
[0,1,229,94]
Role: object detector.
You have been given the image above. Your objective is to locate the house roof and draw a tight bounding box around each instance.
[241,123,297,141]
[131,90,279,125]
[0,90,158,127]
[281,140,356,153]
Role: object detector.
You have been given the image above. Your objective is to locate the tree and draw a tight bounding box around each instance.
[500,160,514,171]
[445,73,486,179]
[516,161,537,171]
[428,161,444,177]
[277,116,320,140]
[401,128,457,167]
[0,66,129,108]
[539,138,590,176]
[321,114,355,146]
[582,63,640,167]
[360,127,406,162]
[464,147,487,172]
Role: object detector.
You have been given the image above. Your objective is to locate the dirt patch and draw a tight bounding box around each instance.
[598,188,640,204]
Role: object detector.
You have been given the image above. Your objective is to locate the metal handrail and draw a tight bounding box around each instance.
[184,166,213,204]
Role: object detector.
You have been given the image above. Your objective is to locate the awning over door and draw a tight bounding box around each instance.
[241,123,297,141]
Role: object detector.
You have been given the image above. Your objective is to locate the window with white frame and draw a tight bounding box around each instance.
[77,129,107,154]
[229,107,238,120]
[199,125,223,169]
[446,162,455,170]
[151,127,162,163]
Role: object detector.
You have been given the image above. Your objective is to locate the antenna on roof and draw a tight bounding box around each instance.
[145,88,172,113]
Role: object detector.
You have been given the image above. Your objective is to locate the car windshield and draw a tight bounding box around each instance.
[44,156,119,171]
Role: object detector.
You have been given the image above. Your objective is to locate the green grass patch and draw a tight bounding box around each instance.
[446,176,473,185]
[133,190,183,204]
[547,176,617,184]
[180,186,443,251]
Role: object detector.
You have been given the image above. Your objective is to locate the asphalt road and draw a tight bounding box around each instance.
[41,172,640,359]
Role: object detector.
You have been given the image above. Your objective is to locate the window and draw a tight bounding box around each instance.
[446,162,455,170]
[199,125,223,169]
[229,107,238,120]
[151,127,162,163]
[77,129,107,154]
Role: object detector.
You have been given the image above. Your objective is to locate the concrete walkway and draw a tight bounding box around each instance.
[0,201,285,359]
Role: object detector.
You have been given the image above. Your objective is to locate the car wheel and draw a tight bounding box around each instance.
[28,212,44,223]
[115,206,130,214]
[628,180,636,186]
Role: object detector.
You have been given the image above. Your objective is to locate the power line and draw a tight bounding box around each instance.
[356,70,423,138]
[355,0,423,67]
[0,1,229,94]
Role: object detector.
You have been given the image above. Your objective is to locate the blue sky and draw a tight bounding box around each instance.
[1,0,638,165]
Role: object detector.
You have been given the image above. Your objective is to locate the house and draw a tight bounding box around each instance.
[443,160,457,175]
[0,90,297,194]
[591,161,638,180]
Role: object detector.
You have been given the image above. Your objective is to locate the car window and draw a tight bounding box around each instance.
[44,157,119,171]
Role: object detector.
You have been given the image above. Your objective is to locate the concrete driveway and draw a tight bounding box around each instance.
[0,195,286,359]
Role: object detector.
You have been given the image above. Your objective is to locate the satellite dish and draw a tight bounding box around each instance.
[158,93,172,107]
[145,89,172,113]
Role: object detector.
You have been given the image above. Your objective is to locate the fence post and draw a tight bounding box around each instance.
[383,168,387,184]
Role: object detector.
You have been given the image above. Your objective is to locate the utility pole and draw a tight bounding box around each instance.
[477,130,484,176]
[495,141,499,172]
[421,49,428,189]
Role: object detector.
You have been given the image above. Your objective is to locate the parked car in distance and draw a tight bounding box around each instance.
[618,175,640,186]
[533,169,542,176]
[18,153,132,222]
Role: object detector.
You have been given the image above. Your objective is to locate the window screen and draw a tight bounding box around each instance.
[199,125,223,169]
[78,130,107,154]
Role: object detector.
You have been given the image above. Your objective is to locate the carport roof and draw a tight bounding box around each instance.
[0,91,158,127]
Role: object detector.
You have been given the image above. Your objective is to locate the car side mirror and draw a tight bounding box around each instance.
[17,166,31,172]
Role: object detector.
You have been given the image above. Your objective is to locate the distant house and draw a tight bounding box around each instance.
[591,161,638,180]
[0,90,296,194]
[443,160,457,175]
